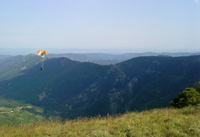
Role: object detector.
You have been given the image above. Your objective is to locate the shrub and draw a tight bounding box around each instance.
[170,88,200,108]
[193,81,200,93]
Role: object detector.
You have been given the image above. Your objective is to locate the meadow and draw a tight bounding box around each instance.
[0,105,199,137]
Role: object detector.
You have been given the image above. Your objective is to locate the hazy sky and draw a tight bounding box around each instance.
[0,0,200,54]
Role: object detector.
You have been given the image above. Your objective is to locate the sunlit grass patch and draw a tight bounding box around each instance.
[0,105,199,137]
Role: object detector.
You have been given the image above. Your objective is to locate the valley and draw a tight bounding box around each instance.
[0,54,200,119]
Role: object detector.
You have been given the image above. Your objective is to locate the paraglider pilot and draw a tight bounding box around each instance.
[37,49,46,70]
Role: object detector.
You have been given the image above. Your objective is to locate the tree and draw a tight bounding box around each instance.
[170,88,200,108]
[193,81,200,93]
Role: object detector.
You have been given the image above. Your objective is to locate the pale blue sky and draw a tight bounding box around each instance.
[0,0,200,54]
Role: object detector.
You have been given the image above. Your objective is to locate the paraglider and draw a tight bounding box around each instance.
[37,49,46,70]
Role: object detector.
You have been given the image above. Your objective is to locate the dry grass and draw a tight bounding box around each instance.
[0,106,199,137]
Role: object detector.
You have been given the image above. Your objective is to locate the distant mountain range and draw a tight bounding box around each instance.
[49,52,200,65]
[0,54,200,118]
[0,55,11,60]
[2,52,200,65]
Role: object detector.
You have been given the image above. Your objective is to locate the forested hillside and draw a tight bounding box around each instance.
[0,55,200,118]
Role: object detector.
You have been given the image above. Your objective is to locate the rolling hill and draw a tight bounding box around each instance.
[48,52,200,65]
[0,97,45,126]
[0,55,200,118]
[0,54,43,81]
[48,53,120,65]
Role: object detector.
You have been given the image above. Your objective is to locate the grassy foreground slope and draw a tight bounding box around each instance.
[0,106,199,137]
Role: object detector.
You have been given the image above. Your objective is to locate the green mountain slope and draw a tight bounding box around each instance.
[0,97,45,126]
[0,54,43,81]
[0,55,200,118]
[0,105,199,136]
[117,56,200,110]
